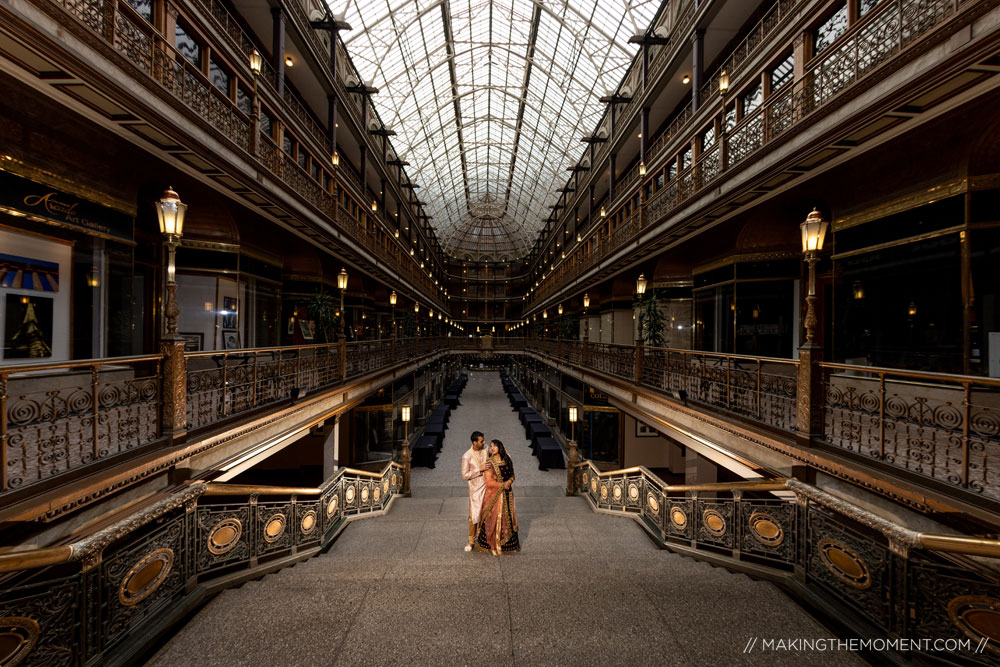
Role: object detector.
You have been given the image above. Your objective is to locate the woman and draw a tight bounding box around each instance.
[474,439,520,555]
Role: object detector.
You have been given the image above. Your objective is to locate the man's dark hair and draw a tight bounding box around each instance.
[471,430,484,443]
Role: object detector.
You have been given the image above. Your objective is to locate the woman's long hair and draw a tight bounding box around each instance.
[491,439,514,480]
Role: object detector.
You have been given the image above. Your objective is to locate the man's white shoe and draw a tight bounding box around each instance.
[464,544,473,552]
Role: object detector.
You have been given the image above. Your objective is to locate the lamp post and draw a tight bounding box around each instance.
[337,267,348,340]
[635,273,647,382]
[797,207,829,439]
[582,292,590,364]
[566,404,579,495]
[157,188,187,338]
[400,404,411,495]
[800,208,828,348]
[414,301,420,338]
[156,187,188,442]
[249,50,263,153]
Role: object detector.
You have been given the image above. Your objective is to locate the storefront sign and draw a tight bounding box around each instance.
[0,170,133,242]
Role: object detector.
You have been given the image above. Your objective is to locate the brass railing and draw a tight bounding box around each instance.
[0,462,404,663]
[1,355,164,494]
[574,461,1000,660]
[819,363,1000,502]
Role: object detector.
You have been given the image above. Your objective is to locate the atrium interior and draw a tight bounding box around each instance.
[1,0,1000,663]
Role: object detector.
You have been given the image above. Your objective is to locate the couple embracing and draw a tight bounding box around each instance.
[460,431,520,555]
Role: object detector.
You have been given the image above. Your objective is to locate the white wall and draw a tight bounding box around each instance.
[0,228,72,365]
[622,413,685,470]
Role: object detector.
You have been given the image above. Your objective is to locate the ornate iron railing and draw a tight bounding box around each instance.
[819,363,1000,502]
[1,355,163,494]
[574,461,1000,663]
[0,462,404,664]
[642,347,798,431]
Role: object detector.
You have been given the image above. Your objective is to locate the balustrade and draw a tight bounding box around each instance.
[1,355,163,494]
[574,461,1000,659]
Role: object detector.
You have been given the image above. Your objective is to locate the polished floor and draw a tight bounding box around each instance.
[149,373,861,666]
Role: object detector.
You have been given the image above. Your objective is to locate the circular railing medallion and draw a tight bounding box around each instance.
[670,507,688,529]
[345,485,356,504]
[373,486,381,502]
[948,595,1000,656]
[263,514,286,543]
[0,617,40,667]
[646,493,659,514]
[600,484,609,500]
[207,518,242,555]
[748,512,784,547]
[612,484,622,501]
[326,494,339,517]
[628,483,639,502]
[361,486,370,503]
[118,548,173,606]
[702,509,726,537]
[590,478,597,494]
[300,510,317,535]
[817,538,871,589]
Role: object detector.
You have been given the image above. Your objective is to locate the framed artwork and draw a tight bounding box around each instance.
[179,332,203,352]
[223,330,240,350]
[299,318,314,340]
[636,420,658,438]
[4,294,53,358]
[222,296,238,329]
[0,253,59,292]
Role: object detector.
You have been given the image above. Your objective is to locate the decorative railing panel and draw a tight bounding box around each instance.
[1,356,162,494]
[820,363,1000,502]
[0,463,403,665]
[345,340,392,379]
[589,343,635,379]
[185,345,341,431]
[575,463,1000,663]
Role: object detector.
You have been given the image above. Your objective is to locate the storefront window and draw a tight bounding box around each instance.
[770,52,794,91]
[175,22,201,69]
[209,58,230,95]
[814,3,848,57]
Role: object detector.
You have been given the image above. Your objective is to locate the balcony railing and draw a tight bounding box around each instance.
[535,0,965,305]
[820,363,1000,502]
[1,355,163,494]
[573,462,1000,659]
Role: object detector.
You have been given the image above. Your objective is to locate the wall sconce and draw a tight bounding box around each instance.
[284,56,294,67]
[682,74,691,84]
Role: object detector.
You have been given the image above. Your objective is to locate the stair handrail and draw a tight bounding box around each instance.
[575,460,1000,558]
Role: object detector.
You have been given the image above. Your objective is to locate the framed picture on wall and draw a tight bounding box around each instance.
[299,318,314,340]
[4,294,53,358]
[222,330,240,350]
[636,420,658,438]
[179,332,203,352]
[222,297,238,329]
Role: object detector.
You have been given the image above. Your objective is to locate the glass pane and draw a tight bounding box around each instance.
[283,134,294,156]
[814,3,848,57]
[298,149,308,169]
[209,58,230,95]
[701,125,715,151]
[259,110,273,136]
[742,81,763,116]
[126,0,152,22]
[725,106,737,132]
[770,52,794,91]
[236,85,252,115]
[858,0,881,17]
[680,147,692,171]
[175,23,201,69]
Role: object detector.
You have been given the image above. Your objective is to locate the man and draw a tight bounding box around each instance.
[460,430,488,552]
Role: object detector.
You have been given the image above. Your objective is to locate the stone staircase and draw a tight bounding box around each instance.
[148,486,863,666]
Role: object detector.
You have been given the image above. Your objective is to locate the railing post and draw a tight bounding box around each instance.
[566,439,579,496]
[399,437,411,497]
[391,333,396,363]
[795,347,823,441]
[160,339,188,443]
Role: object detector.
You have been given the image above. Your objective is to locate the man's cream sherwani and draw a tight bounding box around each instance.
[461,446,488,523]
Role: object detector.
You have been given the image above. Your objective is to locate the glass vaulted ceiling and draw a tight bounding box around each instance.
[334,0,659,261]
